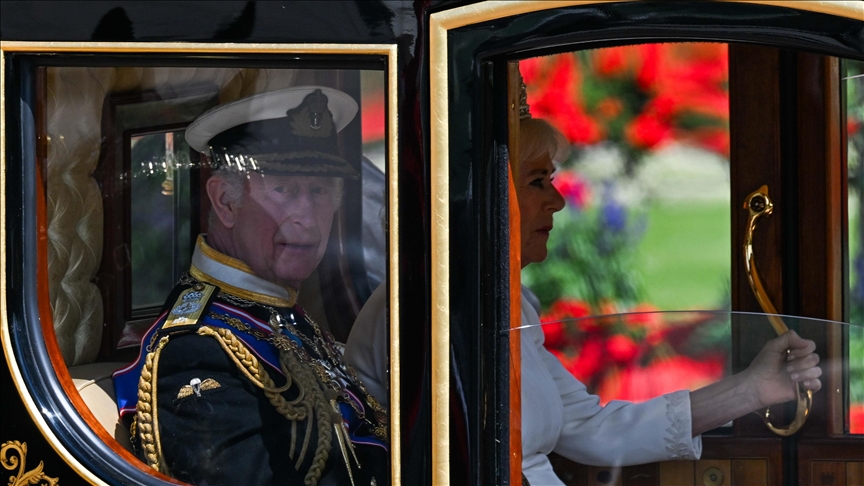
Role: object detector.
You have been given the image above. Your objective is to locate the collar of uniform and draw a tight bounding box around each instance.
[190,235,298,308]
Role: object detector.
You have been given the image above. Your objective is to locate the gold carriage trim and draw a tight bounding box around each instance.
[0,441,59,486]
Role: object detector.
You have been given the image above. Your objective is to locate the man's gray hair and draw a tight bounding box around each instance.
[207,169,344,227]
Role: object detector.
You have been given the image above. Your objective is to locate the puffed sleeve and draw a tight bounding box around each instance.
[538,337,703,466]
[344,282,390,407]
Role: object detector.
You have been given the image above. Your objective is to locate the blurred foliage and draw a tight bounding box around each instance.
[522,178,645,312]
[522,43,729,175]
[847,59,864,433]
[848,59,864,326]
[521,43,732,314]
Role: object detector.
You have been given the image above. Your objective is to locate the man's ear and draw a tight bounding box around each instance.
[206,176,238,229]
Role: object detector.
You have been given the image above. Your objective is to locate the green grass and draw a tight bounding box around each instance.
[635,202,730,310]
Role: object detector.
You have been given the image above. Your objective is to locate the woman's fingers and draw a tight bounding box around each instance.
[800,379,822,392]
[786,352,820,373]
[783,330,816,358]
[788,364,822,382]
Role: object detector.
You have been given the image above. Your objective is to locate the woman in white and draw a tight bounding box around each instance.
[345,118,822,485]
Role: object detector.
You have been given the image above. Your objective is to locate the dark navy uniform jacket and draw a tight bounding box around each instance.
[114,238,388,486]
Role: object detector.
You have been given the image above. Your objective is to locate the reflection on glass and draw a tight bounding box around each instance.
[129,130,193,311]
[44,66,390,482]
[511,310,858,410]
[360,70,387,295]
[847,59,864,434]
[529,310,730,404]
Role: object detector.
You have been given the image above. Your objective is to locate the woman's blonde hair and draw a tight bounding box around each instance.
[519,118,571,164]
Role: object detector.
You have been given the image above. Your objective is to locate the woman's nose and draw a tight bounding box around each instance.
[548,185,566,212]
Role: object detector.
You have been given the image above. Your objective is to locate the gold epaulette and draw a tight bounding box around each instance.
[161,283,217,332]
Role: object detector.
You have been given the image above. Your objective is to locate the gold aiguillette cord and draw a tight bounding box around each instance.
[331,398,360,486]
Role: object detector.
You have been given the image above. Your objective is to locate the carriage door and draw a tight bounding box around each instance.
[498,36,862,486]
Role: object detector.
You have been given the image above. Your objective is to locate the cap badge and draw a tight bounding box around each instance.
[289,89,333,138]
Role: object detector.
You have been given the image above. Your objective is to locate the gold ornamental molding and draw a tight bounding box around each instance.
[1,41,400,485]
[1,441,59,486]
[428,1,861,484]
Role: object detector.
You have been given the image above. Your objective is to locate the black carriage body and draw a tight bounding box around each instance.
[2,2,862,486]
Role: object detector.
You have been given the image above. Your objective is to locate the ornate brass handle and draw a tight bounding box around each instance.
[743,185,812,436]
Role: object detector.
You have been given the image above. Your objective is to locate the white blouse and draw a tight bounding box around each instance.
[518,291,701,485]
[344,285,702,485]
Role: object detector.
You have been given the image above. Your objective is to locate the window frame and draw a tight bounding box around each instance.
[428,1,863,484]
[0,41,401,486]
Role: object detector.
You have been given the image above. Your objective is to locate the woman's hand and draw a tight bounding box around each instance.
[743,330,822,409]
[690,330,821,436]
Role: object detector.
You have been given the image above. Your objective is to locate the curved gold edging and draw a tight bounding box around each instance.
[717,0,863,19]
[1,41,400,485]
[0,441,60,486]
[429,16,451,486]
[0,45,105,486]
[430,1,859,483]
[384,43,402,486]
[743,186,812,436]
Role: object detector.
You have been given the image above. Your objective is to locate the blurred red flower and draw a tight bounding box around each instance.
[526,55,604,146]
[850,404,864,434]
[594,48,628,78]
[553,171,592,210]
[521,56,542,85]
[569,337,606,382]
[635,44,660,90]
[606,334,640,364]
[625,113,673,149]
[542,322,566,348]
[361,90,385,143]
[596,354,726,404]
[624,303,661,327]
[849,117,861,136]
[689,127,730,158]
[520,43,729,158]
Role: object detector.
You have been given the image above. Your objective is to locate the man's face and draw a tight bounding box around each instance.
[230,174,340,288]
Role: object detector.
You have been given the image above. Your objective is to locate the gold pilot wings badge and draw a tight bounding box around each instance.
[162,283,217,331]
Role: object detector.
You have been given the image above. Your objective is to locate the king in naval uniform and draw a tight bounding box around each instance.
[112,86,388,486]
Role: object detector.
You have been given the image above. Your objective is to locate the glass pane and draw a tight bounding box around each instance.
[513,47,736,460]
[506,311,859,477]
[129,130,193,311]
[846,59,864,434]
[519,43,731,317]
[43,64,390,484]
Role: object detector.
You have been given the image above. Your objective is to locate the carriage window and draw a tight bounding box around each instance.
[36,62,391,483]
[129,130,194,314]
[518,43,732,401]
[507,41,862,485]
[847,59,864,434]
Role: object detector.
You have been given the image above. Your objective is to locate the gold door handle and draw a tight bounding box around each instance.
[743,185,812,436]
